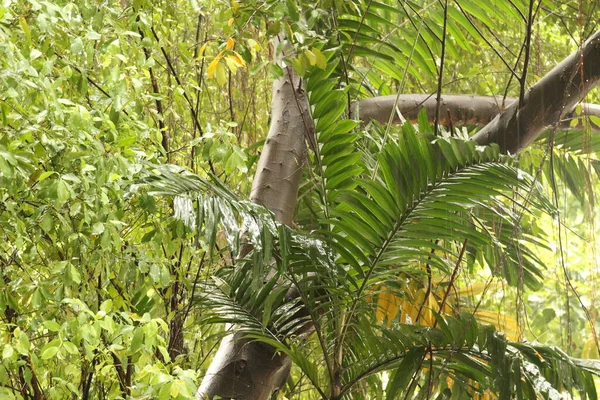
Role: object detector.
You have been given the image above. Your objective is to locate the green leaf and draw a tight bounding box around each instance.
[91,222,105,235]
[44,320,62,332]
[100,299,113,313]
[2,345,14,360]
[386,346,426,399]
[55,179,71,205]
[225,148,248,174]
[62,341,79,355]
[15,331,30,355]
[40,340,61,359]
[41,212,54,233]
[216,62,227,86]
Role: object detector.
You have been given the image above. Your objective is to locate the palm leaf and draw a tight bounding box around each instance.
[326,125,554,297]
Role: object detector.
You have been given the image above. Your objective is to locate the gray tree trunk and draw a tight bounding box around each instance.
[196,38,313,399]
[197,29,600,400]
[471,30,600,153]
[352,94,600,131]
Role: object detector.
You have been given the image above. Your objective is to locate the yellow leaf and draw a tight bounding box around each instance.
[216,62,227,86]
[207,53,222,78]
[366,285,379,304]
[401,299,418,324]
[227,17,235,27]
[226,37,235,50]
[452,282,503,297]
[472,310,520,341]
[225,57,239,74]
[375,297,386,324]
[20,17,31,42]
[232,0,239,12]
[225,54,245,74]
[229,53,245,67]
[424,291,438,324]
[247,38,261,51]
[376,290,401,326]
[197,42,208,59]
[207,59,219,78]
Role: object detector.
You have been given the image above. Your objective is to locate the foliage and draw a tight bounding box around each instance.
[145,114,600,398]
[1,0,600,399]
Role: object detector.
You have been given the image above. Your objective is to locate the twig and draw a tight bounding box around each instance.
[519,0,536,105]
[434,238,468,327]
[137,24,169,157]
[434,0,449,136]
[148,25,217,174]
[453,0,520,80]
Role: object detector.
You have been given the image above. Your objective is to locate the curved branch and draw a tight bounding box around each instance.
[197,35,312,400]
[352,94,600,133]
[472,30,600,153]
[352,31,600,148]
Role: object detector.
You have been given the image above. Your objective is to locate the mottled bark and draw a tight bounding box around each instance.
[472,30,600,153]
[197,332,292,399]
[248,71,311,225]
[353,94,600,132]
[196,39,313,399]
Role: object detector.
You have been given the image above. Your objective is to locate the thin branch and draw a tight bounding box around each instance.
[147,25,218,175]
[137,24,169,157]
[434,0,449,136]
[150,26,202,134]
[346,0,374,63]
[415,240,439,323]
[453,0,520,80]
[506,0,527,21]
[228,69,235,124]
[519,0,536,105]
[434,238,468,327]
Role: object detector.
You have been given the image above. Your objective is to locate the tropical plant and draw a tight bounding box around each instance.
[145,126,600,399]
[2,0,600,399]
[181,1,600,398]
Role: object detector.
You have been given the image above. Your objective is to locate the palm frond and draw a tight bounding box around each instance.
[340,313,600,399]
[327,124,554,296]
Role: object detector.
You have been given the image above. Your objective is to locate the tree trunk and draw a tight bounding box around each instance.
[196,39,313,399]
[197,29,600,400]
[472,30,600,153]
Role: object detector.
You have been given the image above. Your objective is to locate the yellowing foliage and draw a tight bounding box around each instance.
[373,272,520,341]
[206,42,247,85]
[226,37,235,50]
[207,53,223,78]
[376,289,401,326]
[196,42,208,59]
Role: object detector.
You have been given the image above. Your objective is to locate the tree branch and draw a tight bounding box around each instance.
[352,94,600,132]
[472,30,600,153]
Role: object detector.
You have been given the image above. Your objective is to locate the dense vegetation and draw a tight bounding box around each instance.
[1,0,600,399]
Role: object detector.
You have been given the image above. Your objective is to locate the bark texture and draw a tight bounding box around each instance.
[248,69,311,225]
[354,94,510,127]
[472,30,600,153]
[353,94,600,132]
[197,332,292,399]
[196,46,313,399]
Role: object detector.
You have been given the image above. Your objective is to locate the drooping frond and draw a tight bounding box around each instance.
[340,313,600,399]
[327,123,554,298]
